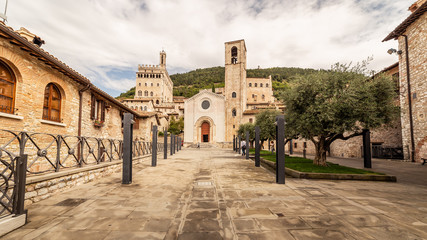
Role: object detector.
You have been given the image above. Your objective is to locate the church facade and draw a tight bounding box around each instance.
[184,39,279,146]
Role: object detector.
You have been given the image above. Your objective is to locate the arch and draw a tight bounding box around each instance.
[231,46,238,64]
[266,83,269,87]
[194,116,216,144]
[232,92,236,98]
[232,108,236,117]
[156,100,159,104]
[0,60,17,114]
[255,83,257,87]
[260,83,263,87]
[43,83,62,122]
[144,106,147,111]
[145,82,148,86]
[262,94,265,100]
[249,83,252,87]
[150,91,153,96]
[138,90,142,96]
[151,83,153,86]
[140,106,143,111]
[144,90,148,96]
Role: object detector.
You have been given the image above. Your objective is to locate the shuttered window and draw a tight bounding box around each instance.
[42,83,62,122]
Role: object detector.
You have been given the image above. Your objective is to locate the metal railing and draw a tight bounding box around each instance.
[1,128,168,219]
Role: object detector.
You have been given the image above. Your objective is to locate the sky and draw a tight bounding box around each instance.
[2,0,413,97]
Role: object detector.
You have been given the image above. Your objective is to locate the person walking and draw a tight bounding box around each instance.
[241,140,247,156]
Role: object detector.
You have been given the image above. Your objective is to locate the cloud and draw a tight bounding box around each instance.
[4,0,412,96]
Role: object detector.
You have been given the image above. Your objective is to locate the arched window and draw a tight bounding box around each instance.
[43,83,61,122]
[144,90,148,96]
[140,106,143,111]
[138,83,141,86]
[231,47,238,64]
[150,91,153,96]
[157,83,160,86]
[266,83,269,87]
[249,83,252,87]
[262,94,265,100]
[151,83,153,86]
[255,83,257,87]
[252,94,255,98]
[0,61,16,114]
[145,83,147,86]
[232,109,236,117]
[156,100,159,104]
[232,92,236,98]
[260,83,263,87]
[138,90,142,96]
[144,106,147,111]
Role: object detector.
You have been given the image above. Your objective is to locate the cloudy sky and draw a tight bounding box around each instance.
[3,0,412,97]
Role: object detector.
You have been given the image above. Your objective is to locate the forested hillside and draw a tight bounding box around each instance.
[117,66,320,98]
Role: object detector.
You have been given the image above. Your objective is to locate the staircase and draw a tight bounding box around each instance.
[188,142,216,148]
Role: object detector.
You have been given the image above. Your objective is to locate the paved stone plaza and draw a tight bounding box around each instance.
[3,148,427,240]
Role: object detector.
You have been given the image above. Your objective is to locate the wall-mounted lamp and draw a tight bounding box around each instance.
[387,48,402,55]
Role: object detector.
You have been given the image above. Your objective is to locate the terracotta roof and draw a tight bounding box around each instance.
[383,2,427,41]
[243,110,260,115]
[0,22,142,118]
[379,62,399,74]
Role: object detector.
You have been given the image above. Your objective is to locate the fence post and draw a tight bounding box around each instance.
[363,129,372,168]
[56,136,62,172]
[255,126,260,167]
[152,125,157,167]
[122,113,133,184]
[276,115,285,184]
[14,154,28,215]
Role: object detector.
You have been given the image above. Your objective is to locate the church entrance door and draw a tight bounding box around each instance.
[201,122,210,142]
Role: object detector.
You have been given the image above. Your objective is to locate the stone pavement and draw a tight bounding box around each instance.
[3,148,427,240]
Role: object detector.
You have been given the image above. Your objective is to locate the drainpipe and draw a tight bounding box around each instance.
[77,84,91,164]
[403,35,415,162]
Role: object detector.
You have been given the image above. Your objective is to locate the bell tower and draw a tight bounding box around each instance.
[224,39,247,142]
[160,50,166,68]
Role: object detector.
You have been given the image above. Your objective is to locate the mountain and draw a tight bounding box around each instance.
[117,66,320,99]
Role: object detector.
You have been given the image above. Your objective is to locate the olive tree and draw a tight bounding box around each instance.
[279,62,398,166]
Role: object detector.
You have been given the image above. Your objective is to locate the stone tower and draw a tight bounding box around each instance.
[160,50,166,68]
[224,40,247,142]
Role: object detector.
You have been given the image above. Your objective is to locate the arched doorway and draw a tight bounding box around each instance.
[201,122,210,142]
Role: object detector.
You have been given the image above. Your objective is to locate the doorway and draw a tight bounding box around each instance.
[201,122,210,142]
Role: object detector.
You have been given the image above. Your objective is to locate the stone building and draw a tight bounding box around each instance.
[383,0,427,162]
[121,51,185,131]
[184,40,280,145]
[0,24,154,146]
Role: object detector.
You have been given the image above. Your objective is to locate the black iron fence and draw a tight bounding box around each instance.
[371,145,404,160]
[0,128,166,219]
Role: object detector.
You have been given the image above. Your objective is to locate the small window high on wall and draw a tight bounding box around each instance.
[43,83,62,122]
[232,109,236,117]
[90,94,106,123]
[0,61,16,114]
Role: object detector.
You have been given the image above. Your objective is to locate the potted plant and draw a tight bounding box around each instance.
[94,119,104,127]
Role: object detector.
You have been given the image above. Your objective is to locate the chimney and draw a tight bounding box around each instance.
[15,27,45,47]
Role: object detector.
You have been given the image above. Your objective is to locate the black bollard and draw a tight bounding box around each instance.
[152,125,157,167]
[276,115,285,184]
[255,126,260,167]
[233,135,236,152]
[363,129,372,168]
[303,142,307,159]
[170,134,174,156]
[245,131,249,159]
[122,113,133,184]
[289,139,293,155]
[164,128,168,159]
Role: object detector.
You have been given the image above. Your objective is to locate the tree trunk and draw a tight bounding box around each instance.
[313,137,328,166]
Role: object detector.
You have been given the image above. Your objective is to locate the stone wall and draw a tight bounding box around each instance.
[397,13,427,161]
[24,154,154,206]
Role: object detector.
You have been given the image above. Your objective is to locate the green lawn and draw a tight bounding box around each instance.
[249,149,383,175]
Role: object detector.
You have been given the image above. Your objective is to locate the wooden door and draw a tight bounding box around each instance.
[201,122,210,142]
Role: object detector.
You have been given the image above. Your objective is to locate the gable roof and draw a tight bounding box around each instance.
[383,1,427,41]
[0,22,141,117]
[184,89,225,102]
